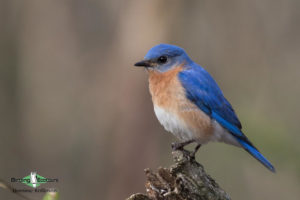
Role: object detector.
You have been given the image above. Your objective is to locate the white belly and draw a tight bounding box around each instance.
[153,105,240,146]
[153,105,195,141]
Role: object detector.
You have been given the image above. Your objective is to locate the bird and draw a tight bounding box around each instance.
[134,44,275,172]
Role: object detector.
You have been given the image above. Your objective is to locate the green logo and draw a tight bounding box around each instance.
[11,172,59,188]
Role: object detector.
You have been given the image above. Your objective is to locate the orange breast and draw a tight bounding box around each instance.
[148,66,185,109]
[148,66,214,142]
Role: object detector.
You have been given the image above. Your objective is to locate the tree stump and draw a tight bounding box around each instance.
[126,150,231,200]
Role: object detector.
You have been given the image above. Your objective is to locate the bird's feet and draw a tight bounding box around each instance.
[171,140,201,160]
[190,144,201,160]
[171,140,194,151]
[171,142,183,151]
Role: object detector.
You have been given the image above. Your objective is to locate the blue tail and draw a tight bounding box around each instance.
[237,138,275,172]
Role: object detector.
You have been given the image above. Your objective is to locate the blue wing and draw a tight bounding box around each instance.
[178,64,275,172]
[178,65,243,137]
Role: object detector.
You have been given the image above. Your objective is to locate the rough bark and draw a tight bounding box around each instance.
[126,150,231,200]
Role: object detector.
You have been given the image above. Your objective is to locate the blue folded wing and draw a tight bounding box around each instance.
[178,64,275,172]
[178,65,243,137]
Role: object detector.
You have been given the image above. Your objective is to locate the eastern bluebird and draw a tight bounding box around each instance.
[134,44,275,172]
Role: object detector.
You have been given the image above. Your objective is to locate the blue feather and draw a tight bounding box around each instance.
[211,112,244,138]
[178,64,242,132]
[237,138,275,172]
[178,63,275,172]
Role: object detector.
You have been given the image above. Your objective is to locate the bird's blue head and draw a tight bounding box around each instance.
[134,44,192,72]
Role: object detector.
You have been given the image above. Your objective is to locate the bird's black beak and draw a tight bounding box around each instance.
[134,60,152,67]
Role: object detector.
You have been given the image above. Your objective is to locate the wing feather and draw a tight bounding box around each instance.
[178,65,244,138]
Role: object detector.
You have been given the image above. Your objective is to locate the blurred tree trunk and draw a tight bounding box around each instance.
[106,1,183,199]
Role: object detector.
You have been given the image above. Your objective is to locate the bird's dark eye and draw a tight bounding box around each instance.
[157,56,168,64]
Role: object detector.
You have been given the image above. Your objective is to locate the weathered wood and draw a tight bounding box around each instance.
[126,150,231,200]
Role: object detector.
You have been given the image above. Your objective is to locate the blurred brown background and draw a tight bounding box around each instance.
[1,0,300,199]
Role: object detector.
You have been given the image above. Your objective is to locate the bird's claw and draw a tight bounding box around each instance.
[171,142,201,161]
[189,151,196,160]
[171,142,183,151]
[182,149,196,161]
[171,143,196,160]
